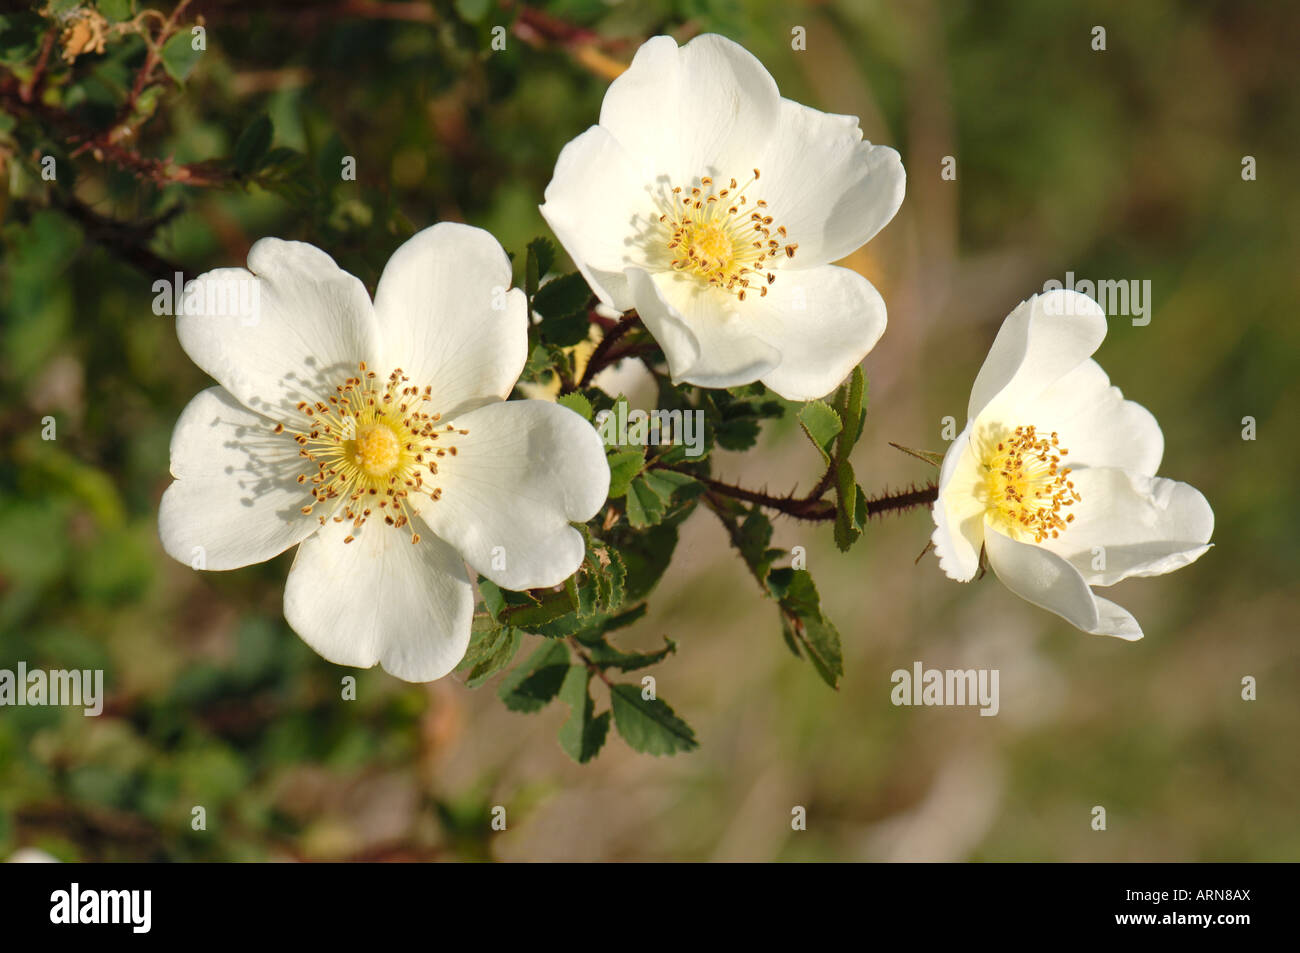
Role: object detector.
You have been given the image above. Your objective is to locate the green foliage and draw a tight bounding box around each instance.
[557,666,610,763]
[609,684,698,755]
[798,400,842,465]
[159,31,201,84]
[767,569,844,689]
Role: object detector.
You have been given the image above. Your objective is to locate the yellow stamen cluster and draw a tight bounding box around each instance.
[274,362,467,545]
[657,169,797,301]
[981,425,1081,543]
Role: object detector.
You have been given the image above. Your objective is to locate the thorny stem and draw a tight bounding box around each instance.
[678,462,939,524]
[862,482,940,516]
[571,312,643,391]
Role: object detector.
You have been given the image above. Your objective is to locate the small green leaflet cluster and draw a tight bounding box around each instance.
[457,240,886,757]
[706,495,847,690]
[798,365,870,552]
[453,239,703,762]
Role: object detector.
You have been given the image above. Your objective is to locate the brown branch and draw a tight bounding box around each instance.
[666,462,938,524]
[0,73,232,187]
[18,28,57,103]
[693,470,836,522]
[567,636,612,686]
[571,311,642,391]
[54,193,185,276]
[863,482,940,518]
[69,0,193,158]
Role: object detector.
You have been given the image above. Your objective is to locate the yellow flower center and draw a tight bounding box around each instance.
[353,423,401,477]
[656,170,797,301]
[274,362,468,545]
[980,424,1081,544]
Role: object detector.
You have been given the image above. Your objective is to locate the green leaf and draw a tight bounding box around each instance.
[625,476,666,528]
[618,522,679,604]
[889,441,946,467]
[566,570,597,618]
[640,468,698,504]
[478,577,506,620]
[525,236,556,301]
[557,666,610,763]
[840,365,867,450]
[784,612,843,689]
[578,634,676,672]
[600,546,627,611]
[768,569,844,688]
[606,449,645,499]
[498,641,570,712]
[502,591,575,631]
[833,457,862,552]
[97,0,133,22]
[799,400,842,466]
[854,484,869,532]
[160,30,202,83]
[735,508,782,583]
[556,391,592,421]
[465,627,521,688]
[454,0,492,24]
[533,272,591,319]
[542,312,591,348]
[609,684,698,755]
[232,115,273,174]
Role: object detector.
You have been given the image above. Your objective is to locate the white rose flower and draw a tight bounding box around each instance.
[539,33,906,401]
[931,290,1213,639]
[159,224,610,681]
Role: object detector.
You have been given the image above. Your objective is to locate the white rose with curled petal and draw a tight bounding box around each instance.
[159,223,610,682]
[932,290,1213,639]
[539,33,906,401]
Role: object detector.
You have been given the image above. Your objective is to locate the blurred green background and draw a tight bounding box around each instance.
[1,0,1297,861]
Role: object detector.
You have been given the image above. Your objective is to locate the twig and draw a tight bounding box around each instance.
[54,193,185,276]
[18,28,57,103]
[567,637,612,686]
[571,311,642,391]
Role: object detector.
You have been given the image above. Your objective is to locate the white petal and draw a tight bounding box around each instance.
[749,264,887,400]
[283,517,473,682]
[1040,467,1214,586]
[597,34,781,184]
[627,268,781,389]
[159,387,321,570]
[177,240,379,424]
[931,424,986,581]
[1023,358,1164,475]
[540,125,650,310]
[985,528,1143,640]
[372,223,528,419]
[417,400,610,591]
[757,99,905,267]
[968,291,1107,423]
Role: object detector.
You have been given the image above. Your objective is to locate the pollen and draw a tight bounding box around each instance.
[353,423,401,476]
[655,170,794,300]
[980,424,1081,544]
[276,363,467,544]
